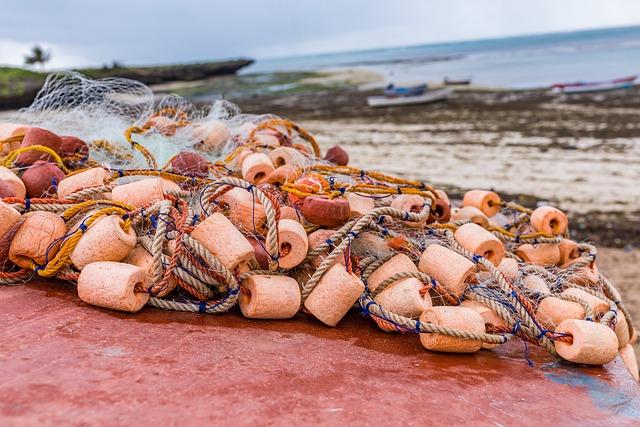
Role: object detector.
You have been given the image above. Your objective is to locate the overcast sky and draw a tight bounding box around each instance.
[1,0,639,68]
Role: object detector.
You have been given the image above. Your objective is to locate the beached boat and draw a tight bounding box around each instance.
[367,88,452,107]
[552,75,636,93]
[384,83,427,96]
[444,76,472,85]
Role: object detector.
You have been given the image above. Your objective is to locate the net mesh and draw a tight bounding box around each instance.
[0,72,635,367]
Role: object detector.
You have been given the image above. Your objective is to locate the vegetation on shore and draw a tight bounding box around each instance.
[0,58,254,109]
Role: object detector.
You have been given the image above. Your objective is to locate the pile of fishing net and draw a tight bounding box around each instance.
[0,72,637,379]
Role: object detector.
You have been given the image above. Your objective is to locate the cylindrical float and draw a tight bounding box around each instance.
[615,311,630,349]
[451,206,490,228]
[190,212,255,271]
[111,178,180,208]
[70,215,137,270]
[303,263,365,327]
[390,194,427,227]
[427,198,451,223]
[345,193,375,218]
[277,219,308,269]
[268,147,307,168]
[374,278,431,332]
[9,211,66,269]
[454,222,505,266]
[558,239,580,266]
[554,319,618,365]
[192,121,230,151]
[57,168,111,199]
[460,299,508,349]
[531,206,568,235]
[77,262,150,313]
[267,165,298,186]
[0,166,26,199]
[515,243,560,265]
[462,190,501,217]
[560,288,610,319]
[536,296,585,330]
[241,153,274,184]
[522,274,550,294]
[418,244,476,295]
[619,344,639,382]
[300,196,351,228]
[239,275,301,319]
[307,229,344,268]
[0,201,21,239]
[122,245,177,297]
[419,306,486,353]
[497,257,519,281]
[367,253,418,293]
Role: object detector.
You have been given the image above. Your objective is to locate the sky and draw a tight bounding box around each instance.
[1,0,639,68]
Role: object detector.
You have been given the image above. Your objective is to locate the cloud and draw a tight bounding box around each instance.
[0,0,638,67]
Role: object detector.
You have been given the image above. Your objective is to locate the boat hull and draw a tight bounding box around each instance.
[1,280,638,425]
[367,89,452,107]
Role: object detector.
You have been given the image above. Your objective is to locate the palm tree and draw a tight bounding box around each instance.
[24,45,51,69]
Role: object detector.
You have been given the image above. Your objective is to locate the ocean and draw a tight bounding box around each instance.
[244,25,640,89]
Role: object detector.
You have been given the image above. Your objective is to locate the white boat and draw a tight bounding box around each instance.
[367,88,452,107]
[552,75,636,94]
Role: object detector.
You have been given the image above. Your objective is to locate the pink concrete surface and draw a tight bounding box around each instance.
[1,280,639,426]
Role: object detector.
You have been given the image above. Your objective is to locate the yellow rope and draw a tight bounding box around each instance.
[0,134,24,147]
[3,145,70,173]
[107,169,213,185]
[124,126,158,169]
[61,199,135,222]
[36,207,131,277]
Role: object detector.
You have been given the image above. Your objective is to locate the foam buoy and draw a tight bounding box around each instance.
[454,222,504,266]
[515,243,560,265]
[462,190,501,217]
[0,166,26,199]
[0,201,21,239]
[239,275,301,319]
[303,263,365,327]
[276,219,308,269]
[419,306,485,353]
[191,212,254,271]
[451,206,489,228]
[20,160,65,198]
[367,253,418,293]
[301,196,350,228]
[111,178,180,208]
[16,127,63,166]
[536,296,585,330]
[418,244,476,295]
[9,211,66,269]
[70,215,137,270]
[554,319,618,365]
[77,262,150,313]
[531,206,568,235]
[57,168,110,199]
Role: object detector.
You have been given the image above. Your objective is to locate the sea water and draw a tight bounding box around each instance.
[245,25,640,89]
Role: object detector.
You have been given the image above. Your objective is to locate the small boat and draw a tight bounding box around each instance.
[367,88,452,108]
[552,75,636,93]
[444,76,472,85]
[384,83,427,97]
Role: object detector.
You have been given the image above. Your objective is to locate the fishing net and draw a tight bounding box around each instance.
[0,72,636,373]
